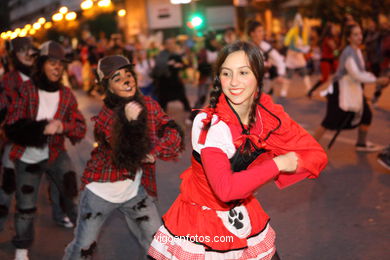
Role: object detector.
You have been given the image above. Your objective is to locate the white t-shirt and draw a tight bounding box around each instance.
[21,89,59,163]
[86,169,143,203]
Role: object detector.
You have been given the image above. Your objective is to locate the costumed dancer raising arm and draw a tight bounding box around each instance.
[63,55,184,260]
[148,41,327,260]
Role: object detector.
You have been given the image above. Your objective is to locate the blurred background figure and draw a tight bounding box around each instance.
[246,19,287,96]
[283,13,312,97]
[151,37,191,113]
[307,22,340,98]
[134,49,155,97]
[190,31,220,121]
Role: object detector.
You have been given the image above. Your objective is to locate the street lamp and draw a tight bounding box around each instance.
[117,9,126,17]
[97,0,111,8]
[65,12,77,21]
[44,22,53,29]
[59,6,68,14]
[38,17,46,24]
[52,13,64,22]
[81,0,93,10]
[19,29,27,37]
[33,22,41,30]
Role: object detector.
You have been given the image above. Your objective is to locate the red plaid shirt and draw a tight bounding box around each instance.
[1,70,23,115]
[6,80,86,162]
[82,96,183,197]
[2,70,23,101]
[0,91,6,111]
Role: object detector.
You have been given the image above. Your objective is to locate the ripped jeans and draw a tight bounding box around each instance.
[63,186,161,260]
[12,151,78,249]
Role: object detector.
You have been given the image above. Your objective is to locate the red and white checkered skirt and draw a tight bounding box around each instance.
[148,223,276,260]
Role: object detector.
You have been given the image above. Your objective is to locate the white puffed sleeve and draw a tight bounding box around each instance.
[192,112,236,159]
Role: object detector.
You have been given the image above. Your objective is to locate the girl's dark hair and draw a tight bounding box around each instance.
[344,24,360,39]
[31,55,50,83]
[246,20,263,36]
[339,23,360,51]
[205,41,264,133]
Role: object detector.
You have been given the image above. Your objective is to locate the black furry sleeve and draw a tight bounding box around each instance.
[0,107,7,124]
[4,118,48,147]
[110,107,151,173]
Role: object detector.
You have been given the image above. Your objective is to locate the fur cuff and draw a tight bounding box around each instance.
[111,107,151,173]
[5,119,48,147]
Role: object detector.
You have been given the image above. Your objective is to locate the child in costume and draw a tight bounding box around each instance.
[5,40,86,260]
[148,41,327,259]
[312,24,389,152]
[63,55,184,259]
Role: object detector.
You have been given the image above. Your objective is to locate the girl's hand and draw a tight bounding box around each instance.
[142,154,156,164]
[273,152,298,172]
[44,120,63,135]
[124,101,143,121]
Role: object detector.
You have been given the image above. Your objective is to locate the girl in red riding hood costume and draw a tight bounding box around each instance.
[148,41,328,260]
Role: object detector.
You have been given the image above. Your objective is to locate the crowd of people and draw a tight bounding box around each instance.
[0,12,389,260]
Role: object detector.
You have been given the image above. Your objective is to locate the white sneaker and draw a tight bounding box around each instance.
[57,216,74,228]
[14,249,29,260]
[356,142,384,152]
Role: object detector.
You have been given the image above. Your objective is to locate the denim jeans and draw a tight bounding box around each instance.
[12,151,78,249]
[0,167,16,231]
[0,144,16,231]
[63,186,162,260]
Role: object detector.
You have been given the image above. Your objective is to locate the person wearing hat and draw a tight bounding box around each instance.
[63,55,184,259]
[4,40,86,260]
[0,37,37,232]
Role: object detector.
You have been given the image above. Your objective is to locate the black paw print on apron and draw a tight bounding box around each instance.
[228,208,244,229]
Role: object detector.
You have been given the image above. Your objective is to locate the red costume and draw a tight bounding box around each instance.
[149,93,327,259]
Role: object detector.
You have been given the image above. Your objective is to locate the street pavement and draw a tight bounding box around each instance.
[0,75,389,259]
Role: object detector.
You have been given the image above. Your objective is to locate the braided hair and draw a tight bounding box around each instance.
[203,41,265,132]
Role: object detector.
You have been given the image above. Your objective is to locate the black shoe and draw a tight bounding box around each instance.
[377,146,390,170]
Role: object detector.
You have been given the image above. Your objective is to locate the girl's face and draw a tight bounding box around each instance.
[348,26,363,46]
[108,68,137,98]
[16,47,36,67]
[219,50,258,109]
[44,58,64,82]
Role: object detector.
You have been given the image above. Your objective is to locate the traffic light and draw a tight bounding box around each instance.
[187,14,204,29]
